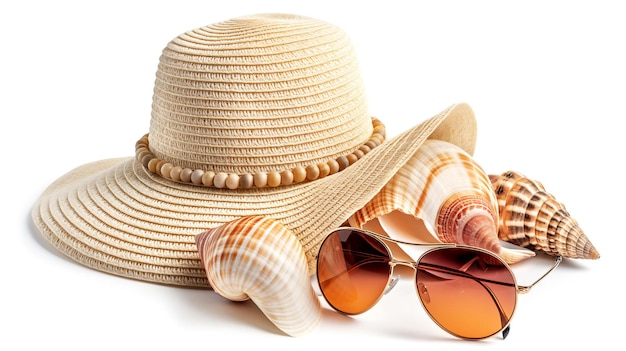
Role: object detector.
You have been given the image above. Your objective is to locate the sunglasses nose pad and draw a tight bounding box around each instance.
[383,275,400,295]
[417,281,430,303]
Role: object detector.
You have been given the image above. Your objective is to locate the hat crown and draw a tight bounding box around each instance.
[148,13,372,174]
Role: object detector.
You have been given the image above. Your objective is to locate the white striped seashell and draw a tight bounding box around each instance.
[195,215,321,337]
[489,170,600,259]
[349,139,535,264]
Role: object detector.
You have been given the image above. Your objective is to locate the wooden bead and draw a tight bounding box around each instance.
[147,158,160,173]
[160,163,174,179]
[318,163,330,178]
[202,171,215,187]
[155,160,167,175]
[137,149,150,162]
[191,169,204,185]
[254,172,268,188]
[327,160,339,175]
[292,166,307,183]
[336,156,349,171]
[170,166,182,181]
[365,140,377,149]
[137,146,149,154]
[226,173,240,189]
[374,127,386,139]
[281,170,294,186]
[359,145,371,154]
[135,145,147,154]
[240,173,254,188]
[306,165,320,181]
[141,154,154,168]
[347,154,358,165]
[354,149,364,160]
[180,168,193,182]
[213,172,228,188]
[267,171,281,187]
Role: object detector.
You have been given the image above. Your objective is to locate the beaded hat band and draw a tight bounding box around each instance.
[135,118,386,189]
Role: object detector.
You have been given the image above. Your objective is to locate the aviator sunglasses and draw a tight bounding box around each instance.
[315,228,562,340]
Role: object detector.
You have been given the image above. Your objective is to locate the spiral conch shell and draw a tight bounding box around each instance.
[349,139,535,264]
[195,216,321,337]
[489,170,600,259]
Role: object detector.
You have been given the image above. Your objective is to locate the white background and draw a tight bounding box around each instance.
[2,1,623,349]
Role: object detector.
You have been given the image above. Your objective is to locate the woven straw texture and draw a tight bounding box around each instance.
[31,14,477,288]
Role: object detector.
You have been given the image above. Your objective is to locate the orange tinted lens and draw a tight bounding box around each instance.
[317,229,391,314]
[416,247,517,339]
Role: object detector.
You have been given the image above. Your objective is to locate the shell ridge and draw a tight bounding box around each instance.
[237,217,282,293]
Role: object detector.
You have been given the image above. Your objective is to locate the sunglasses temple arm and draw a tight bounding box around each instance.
[502,255,561,340]
[517,255,563,294]
[476,273,510,339]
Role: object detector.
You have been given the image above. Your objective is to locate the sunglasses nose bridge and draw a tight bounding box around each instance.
[389,258,417,269]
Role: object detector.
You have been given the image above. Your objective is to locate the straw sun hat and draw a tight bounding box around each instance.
[32,13,477,288]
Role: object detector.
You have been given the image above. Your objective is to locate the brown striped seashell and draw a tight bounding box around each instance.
[349,139,535,264]
[195,216,321,337]
[489,170,600,259]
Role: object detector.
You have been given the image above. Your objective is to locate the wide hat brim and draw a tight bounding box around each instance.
[32,103,477,288]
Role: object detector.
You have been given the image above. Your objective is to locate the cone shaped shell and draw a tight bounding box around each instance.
[195,216,321,336]
[489,171,600,259]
